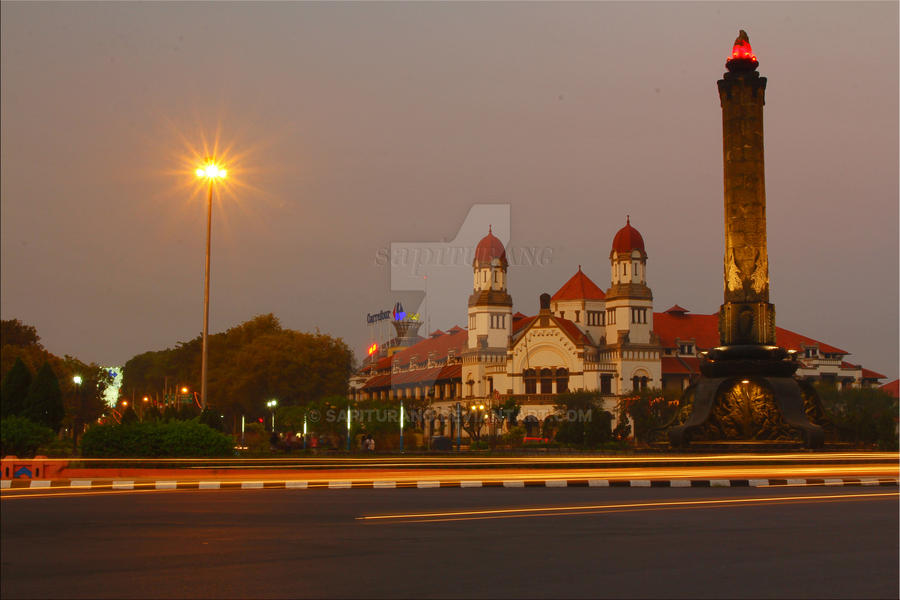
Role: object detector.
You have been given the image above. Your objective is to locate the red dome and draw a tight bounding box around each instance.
[611,216,645,255]
[474,226,508,266]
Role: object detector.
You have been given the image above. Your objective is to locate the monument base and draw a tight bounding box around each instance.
[668,345,825,449]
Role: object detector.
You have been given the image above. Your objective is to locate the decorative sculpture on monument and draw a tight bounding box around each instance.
[668,31,826,448]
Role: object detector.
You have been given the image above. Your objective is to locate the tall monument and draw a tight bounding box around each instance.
[669,31,825,448]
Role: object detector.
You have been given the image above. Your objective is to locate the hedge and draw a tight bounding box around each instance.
[1,415,55,458]
[81,420,233,457]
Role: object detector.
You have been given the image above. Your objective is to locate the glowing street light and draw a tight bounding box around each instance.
[266,399,278,432]
[196,159,227,412]
[72,375,83,452]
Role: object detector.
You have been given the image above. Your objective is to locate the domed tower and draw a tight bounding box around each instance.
[605,216,654,345]
[463,226,513,399]
[467,226,512,350]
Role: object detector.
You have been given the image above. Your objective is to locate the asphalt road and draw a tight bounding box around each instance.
[2,486,897,599]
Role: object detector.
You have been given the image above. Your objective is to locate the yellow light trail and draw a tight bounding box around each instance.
[30,452,899,463]
[358,491,899,522]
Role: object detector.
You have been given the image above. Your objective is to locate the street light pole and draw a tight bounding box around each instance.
[196,161,226,413]
[200,179,212,412]
[72,375,83,453]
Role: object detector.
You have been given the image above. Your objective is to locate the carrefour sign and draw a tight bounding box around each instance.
[367,310,391,324]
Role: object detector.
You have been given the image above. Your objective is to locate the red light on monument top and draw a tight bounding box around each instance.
[731,38,756,62]
[725,30,759,72]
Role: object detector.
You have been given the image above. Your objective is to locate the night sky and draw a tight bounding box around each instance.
[2,2,897,380]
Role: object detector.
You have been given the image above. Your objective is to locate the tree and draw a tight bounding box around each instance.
[23,362,65,433]
[553,391,613,447]
[0,319,42,349]
[119,314,355,427]
[618,388,683,445]
[1,357,32,417]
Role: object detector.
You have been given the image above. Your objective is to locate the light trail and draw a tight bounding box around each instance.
[358,491,899,523]
[33,451,899,464]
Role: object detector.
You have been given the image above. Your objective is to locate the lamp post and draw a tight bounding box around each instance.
[72,375,83,452]
[266,399,278,432]
[195,161,227,412]
[399,399,404,453]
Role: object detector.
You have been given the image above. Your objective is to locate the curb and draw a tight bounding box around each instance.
[2,477,897,491]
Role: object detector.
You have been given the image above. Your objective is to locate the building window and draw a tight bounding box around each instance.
[574,311,580,323]
[600,375,612,394]
[805,347,818,359]
[540,369,553,394]
[630,308,647,324]
[490,314,506,329]
[679,343,694,355]
[469,315,476,330]
[607,309,616,325]
[560,311,565,319]
[524,369,537,394]
[556,368,569,394]
[487,377,493,395]
[632,376,649,391]
[587,311,603,326]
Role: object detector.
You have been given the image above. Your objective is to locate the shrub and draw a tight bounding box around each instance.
[818,386,899,450]
[81,420,233,457]
[503,425,526,446]
[1,415,54,457]
[242,422,269,453]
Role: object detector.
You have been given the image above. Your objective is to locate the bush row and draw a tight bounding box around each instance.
[81,420,233,457]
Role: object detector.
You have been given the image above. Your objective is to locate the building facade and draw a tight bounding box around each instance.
[352,221,885,436]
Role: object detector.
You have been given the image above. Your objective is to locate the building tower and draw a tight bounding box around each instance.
[605,216,653,345]
[604,217,660,393]
[463,227,512,398]
[669,31,824,448]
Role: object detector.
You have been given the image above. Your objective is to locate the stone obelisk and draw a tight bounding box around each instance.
[668,31,824,449]
[718,31,776,346]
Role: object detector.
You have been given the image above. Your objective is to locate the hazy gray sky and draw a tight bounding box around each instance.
[2,2,897,380]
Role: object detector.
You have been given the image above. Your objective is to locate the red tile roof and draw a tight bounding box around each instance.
[376,326,468,371]
[513,315,537,334]
[861,367,887,380]
[551,266,607,301]
[661,356,700,375]
[664,304,690,315]
[361,364,463,390]
[880,379,899,398]
[653,311,849,355]
[555,316,592,345]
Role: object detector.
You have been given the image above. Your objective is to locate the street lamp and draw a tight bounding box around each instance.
[195,160,227,412]
[72,375,83,452]
[266,399,278,432]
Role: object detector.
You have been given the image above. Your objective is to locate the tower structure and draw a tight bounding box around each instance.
[605,217,653,346]
[717,31,775,346]
[669,31,824,448]
[462,227,512,398]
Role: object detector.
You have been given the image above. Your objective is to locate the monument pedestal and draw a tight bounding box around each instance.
[668,346,824,448]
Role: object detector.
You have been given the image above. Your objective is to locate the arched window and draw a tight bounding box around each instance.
[524,369,537,394]
[556,368,569,394]
[540,368,553,394]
